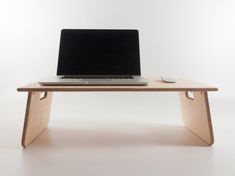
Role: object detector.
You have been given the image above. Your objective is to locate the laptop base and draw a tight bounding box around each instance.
[39,76,148,86]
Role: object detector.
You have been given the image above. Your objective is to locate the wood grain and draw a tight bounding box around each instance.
[17,79,218,92]
[18,78,217,147]
[179,91,214,145]
[22,91,53,147]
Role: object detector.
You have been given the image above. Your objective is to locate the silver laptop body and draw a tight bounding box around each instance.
[39,29,148,86]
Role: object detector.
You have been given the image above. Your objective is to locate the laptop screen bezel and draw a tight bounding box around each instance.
[56,29,141,76]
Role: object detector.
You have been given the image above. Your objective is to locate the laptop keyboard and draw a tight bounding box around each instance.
[61,75,133,79]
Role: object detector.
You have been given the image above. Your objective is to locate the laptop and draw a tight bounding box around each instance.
[39,29,148,86]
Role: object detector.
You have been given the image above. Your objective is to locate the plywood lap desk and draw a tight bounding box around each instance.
[17,78,218,147]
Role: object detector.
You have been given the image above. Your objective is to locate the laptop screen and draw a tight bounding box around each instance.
[57,29,141,75]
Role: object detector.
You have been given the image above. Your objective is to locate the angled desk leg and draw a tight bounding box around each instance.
[22,91,53,147]
[179,91,214,145]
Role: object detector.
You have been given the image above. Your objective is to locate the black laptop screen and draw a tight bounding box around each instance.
[57,29,141,75]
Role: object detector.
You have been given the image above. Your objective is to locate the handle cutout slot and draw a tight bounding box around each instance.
[40,92,47,100]
[185,91,194,100]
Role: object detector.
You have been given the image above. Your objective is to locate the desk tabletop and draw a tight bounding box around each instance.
[17,78,218,92]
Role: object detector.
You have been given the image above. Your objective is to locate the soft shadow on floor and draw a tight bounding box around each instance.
[25,122,208,149]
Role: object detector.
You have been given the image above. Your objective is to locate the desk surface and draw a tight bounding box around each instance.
[17,78,218,92]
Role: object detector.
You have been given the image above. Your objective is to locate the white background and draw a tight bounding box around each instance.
[0,0,235,176]
[0,0,235,100]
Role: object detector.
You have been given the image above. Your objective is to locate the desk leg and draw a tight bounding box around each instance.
[179,91,214,145]
[22,91,53,147]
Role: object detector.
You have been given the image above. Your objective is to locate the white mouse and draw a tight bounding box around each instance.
[161,76,176,83]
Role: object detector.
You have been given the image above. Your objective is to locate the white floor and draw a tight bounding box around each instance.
[0,93,235,176]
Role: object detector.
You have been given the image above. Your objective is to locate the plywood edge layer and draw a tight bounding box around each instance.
[17,87,218,92]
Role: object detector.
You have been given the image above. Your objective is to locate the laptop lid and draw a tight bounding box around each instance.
[57,29,141,76]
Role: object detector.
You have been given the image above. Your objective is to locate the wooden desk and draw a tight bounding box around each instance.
[17,78,218,147]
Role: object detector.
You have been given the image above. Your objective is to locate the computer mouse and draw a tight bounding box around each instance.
[161,76,176,83]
